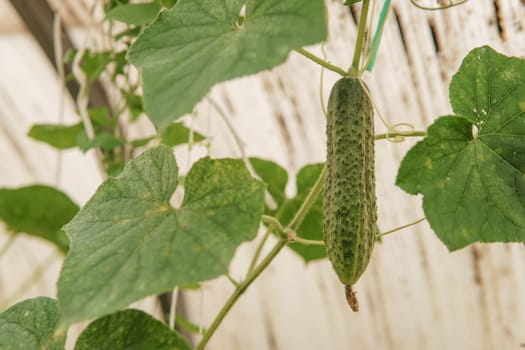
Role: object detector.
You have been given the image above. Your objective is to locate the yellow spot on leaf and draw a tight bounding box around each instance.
[425,159,432,169]
[520,102,525,112]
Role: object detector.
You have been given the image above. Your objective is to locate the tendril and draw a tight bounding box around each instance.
[385,122,417,143]
[409,0,469,11]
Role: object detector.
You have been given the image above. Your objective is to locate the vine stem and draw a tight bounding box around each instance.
[195,238,287,350]
[294,48,347,77]
[247,229,272,273]
[196,167,326,350]
[288,166,325,231]
[350,0,371,74]
[72,48,106,177]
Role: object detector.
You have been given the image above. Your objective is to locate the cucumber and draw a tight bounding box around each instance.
[323,77,376,311]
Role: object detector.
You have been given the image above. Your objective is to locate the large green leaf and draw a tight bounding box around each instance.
[0,297,66,350]
[251,159,325,262]
[58,145,265,324]
[397,46,525,250]
[75,309,191,350]
[0,185,79,252]
[127,0,327,129]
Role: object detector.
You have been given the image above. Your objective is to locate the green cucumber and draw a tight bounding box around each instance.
[323,77,376,311]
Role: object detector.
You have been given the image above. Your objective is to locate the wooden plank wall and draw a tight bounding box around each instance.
[0,1,524,349]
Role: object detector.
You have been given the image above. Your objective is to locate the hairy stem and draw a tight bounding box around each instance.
[196,238,287,350]
[295,48,347,76]
[196,167,326,349]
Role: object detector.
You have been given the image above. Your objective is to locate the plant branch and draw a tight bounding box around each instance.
[196,238,288,350]
[377,217,426,238]
[248,214,285,273]
[225,273,240,288]
[350,0,371,74]
[288,233,325,246]
[288,166,325,232]
[197,166,326,348]
[295,48,347,76]
[247,229,272,273]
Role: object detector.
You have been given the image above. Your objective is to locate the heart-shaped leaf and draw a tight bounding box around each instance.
[397,46,525,250]
[58,145,265,324]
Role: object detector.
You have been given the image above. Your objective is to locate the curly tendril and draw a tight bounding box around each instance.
[385,122,417,142]
[409,0,469,11]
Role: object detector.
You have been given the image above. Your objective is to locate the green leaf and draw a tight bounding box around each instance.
[114,27,142,41]
[0,297,66,350]
[75,309,191,350]
[0,185,79,252]
[106,2,161,25]
[28,123,83,150]
[81,133,126,152]
[130,136,155,148]
[158,0,177,8]
[58,145,265,324]
[396,46,525,250]
[88,107,116,127]
[278,164,325,262]
[249,158,288,208]
[344,0,361,4]
[124,93,144,121]
[161,123,205,147]
[174,314,202,334]
[250,159,325,262]
[81,50,112,84]
[128,0,327,129]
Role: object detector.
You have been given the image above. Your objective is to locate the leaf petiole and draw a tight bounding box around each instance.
[196,238,287,350]
[295,48,347,77]
[225,273,240,288]
[376,217,426,239]
[288,233,325,246]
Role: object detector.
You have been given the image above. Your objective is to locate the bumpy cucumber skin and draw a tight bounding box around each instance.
[323,77,376,290]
